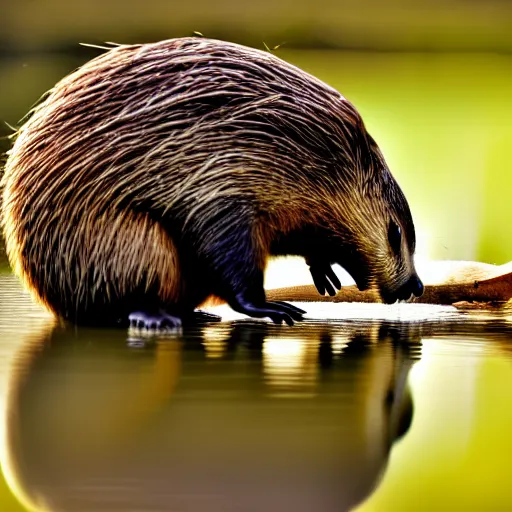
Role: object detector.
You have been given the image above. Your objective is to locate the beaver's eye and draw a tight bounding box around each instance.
[388,220,402,255]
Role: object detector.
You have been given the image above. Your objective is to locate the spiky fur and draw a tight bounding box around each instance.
[1,38,419,325]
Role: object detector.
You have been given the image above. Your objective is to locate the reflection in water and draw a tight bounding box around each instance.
[201,324,233,359]
[2,275,512,510]
[262,337,319,398]
[0,314,417,511]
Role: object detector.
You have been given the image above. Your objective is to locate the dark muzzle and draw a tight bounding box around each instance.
[381,274,424,304]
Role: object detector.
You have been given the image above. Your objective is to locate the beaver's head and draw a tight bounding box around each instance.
[312,119,424,304]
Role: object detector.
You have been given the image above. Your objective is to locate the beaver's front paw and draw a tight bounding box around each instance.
[232,294,305,326]
[309,261,342,296]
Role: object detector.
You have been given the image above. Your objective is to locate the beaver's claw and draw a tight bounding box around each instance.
[309,262,342,296]
[189,310,222,323]
[232,294,305,325]
[128,310,182,331]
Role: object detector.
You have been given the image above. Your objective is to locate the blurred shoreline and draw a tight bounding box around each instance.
[3,0,512,55]
[1,2,512,263]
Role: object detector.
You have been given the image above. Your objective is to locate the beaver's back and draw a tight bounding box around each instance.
[1,38,368,325]
[4,39,354,220]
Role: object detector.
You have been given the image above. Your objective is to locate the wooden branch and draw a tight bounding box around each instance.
[266,261,512,308]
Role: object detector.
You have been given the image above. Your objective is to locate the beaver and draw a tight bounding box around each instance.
[1,37,423,328]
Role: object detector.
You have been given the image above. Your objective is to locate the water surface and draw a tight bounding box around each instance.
[1,274,512,511]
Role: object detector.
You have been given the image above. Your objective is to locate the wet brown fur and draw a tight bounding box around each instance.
[1,38,420,326]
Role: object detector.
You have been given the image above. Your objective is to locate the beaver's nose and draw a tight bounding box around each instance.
[381,274,424,304]
[408,275,424,298]
[395,274,424,301]
[380,274,424,304]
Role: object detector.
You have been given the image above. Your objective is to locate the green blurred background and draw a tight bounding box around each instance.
[1,3,512,511]
[1,0,512,267]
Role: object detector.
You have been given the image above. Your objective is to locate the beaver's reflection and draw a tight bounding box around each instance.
[3,321,417,512]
